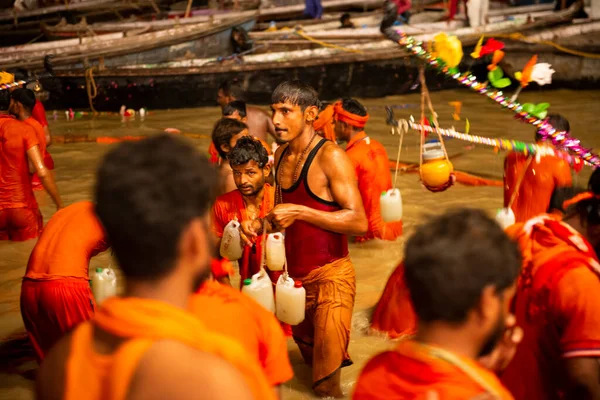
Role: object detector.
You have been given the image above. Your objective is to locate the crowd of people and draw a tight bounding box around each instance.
[1,73,599,400]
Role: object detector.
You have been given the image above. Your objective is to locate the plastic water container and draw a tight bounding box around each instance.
[495,208,516,230]
[276,275,306,325]
[421,142,453,188]
[242,270,275,313]
[380,188,403,223]
[266,233,285,271]
[91,267,117,305]
[220,220,243,261]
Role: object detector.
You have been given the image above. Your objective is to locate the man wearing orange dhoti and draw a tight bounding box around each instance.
[37,135,274,400]
[355,209,522,400]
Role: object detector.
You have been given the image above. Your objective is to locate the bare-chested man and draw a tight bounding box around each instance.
[217,79,276,142]
[242,80,367,398]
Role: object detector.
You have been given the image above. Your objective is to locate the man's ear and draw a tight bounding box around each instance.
[305,105,319,123]
[220,144,230,155]
[263,163,272,178]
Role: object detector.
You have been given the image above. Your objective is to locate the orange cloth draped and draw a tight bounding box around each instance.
[190,280,293,386]
[354,339,514,400]
[212,184,275,284]
[387,159,503,187]
[370,262,416,338]
[504,152,572,223]
[562,191,596,210]
[32,100,49,127]
[347,132,402,242]
[65,297,275,400]
[292,256,355,388]
[501,216,600,400]
[334,103,370,128]
[314,103,338,142]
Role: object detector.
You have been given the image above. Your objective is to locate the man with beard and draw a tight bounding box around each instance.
[37,135,275,400]
[212,136,274,285]
[242,80,368,397]
[353,209,521,400]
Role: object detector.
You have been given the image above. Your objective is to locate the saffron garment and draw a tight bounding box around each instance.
[276,139,355,386]
[353,339,514,400]
[0,114,41,241]
[25,114,54,191]
[212,184,275,283]
[313,103,337,142]
[370,262,416,338]
[504,152,572,223]
[501,216,600,400]
[190,280,293,386]
[63,297,275,400]
[21,201,109,361]
[347,131,402,242]
[32,100,49,127]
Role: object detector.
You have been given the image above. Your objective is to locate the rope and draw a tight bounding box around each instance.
[294,30,363,53]
[484,32,600,60]
[85,67,98,114]
[392,120,408,188]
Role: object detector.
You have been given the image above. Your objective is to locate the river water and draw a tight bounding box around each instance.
[0,89,598,400]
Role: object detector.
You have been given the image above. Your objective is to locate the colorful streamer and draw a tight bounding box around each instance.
[0,80,28,91]
[405,117,587,170]
[391,31,600,167]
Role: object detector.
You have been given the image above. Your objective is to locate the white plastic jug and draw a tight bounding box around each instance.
[266,233,285,271]
[220,220,243,261]
[91,267,117,305]
[242,270,275,313]
[380,188,403,222]
[495,208,516,230]
[276,274,306,325]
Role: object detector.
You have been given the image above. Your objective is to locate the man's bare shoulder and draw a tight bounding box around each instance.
[247,106,269,118]
[318,140,353,166]
[36,332,73,400]
[128,340,254,400]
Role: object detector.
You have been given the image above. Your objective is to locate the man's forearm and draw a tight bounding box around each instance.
[39,171,63,209]
[298,206,367,236]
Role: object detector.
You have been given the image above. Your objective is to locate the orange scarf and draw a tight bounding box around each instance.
[561,191,600,211]
[334,102,370,128]
[66,297,274,400]
[314,103,338,142]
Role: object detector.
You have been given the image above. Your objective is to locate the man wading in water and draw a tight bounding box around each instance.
[242,80,367,397]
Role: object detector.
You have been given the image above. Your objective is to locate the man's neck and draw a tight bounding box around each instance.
[415,321,481,360]
[242,185,265,208]
[349,130,364,142]
[125,272,191,310]
[20,111,30,121]
[288,127,316,154]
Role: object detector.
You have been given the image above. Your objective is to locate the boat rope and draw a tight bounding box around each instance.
[85,67,98,114]
[485,32,600,59]
[294,30,363,53]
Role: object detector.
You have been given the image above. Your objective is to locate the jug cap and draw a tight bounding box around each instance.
[96,268,103,273]
[294,280,303,288]
[243,279,252,286]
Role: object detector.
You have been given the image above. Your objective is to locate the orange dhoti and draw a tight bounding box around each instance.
[0,208,43,241]
[20,278,95,362]
[292,256,356,387]
[370,262,416,338]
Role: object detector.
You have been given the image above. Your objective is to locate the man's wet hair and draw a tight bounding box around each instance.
[0,90,9,111]
[211,118,248,159]
[536,114,570,142]
[223,100,247,119]
[272,80,321,111]
[11,88,36,113]
[94,134,217,281]
[219,79,246,101]
[229,136,269,169]
[404,208,521,323]
[341,98,367,117]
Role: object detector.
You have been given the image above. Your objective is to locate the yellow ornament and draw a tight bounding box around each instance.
[434,32,463,68]
[0,71,15,85]
[470,36,484,59]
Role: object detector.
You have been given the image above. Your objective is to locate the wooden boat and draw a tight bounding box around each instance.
[0,17,255,70]
[42,6,591,111]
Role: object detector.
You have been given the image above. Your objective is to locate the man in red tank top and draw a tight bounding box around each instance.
[242,80,368,397]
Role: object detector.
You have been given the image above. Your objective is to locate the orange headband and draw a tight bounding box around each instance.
[313,103,336,131]
[334,103,369,129]
[562,191,600,210]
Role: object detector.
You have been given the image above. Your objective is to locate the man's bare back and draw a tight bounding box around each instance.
[246,106,275,142]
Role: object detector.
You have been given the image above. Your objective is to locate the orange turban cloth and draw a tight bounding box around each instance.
[334,102,370,129]
[562,191,600,211]
[313,102,338,142]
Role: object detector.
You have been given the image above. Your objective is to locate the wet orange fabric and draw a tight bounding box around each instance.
[354,339,514,400]
[504,152,572,223]
[0,207,42,241]
[501,216,600,400]
[313,103,338,142]
[212,184,275,283]
[370,262,416,338]
[0,114,39,210]
[25,201,109,280]
[347,132,402,241]
[562,191,596,210]
[21,278,95,362]
[32,100,49,127]
[292,256,355,387]
[190,280,293,386]
[24,117,46,160]
[65,297,275,400]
